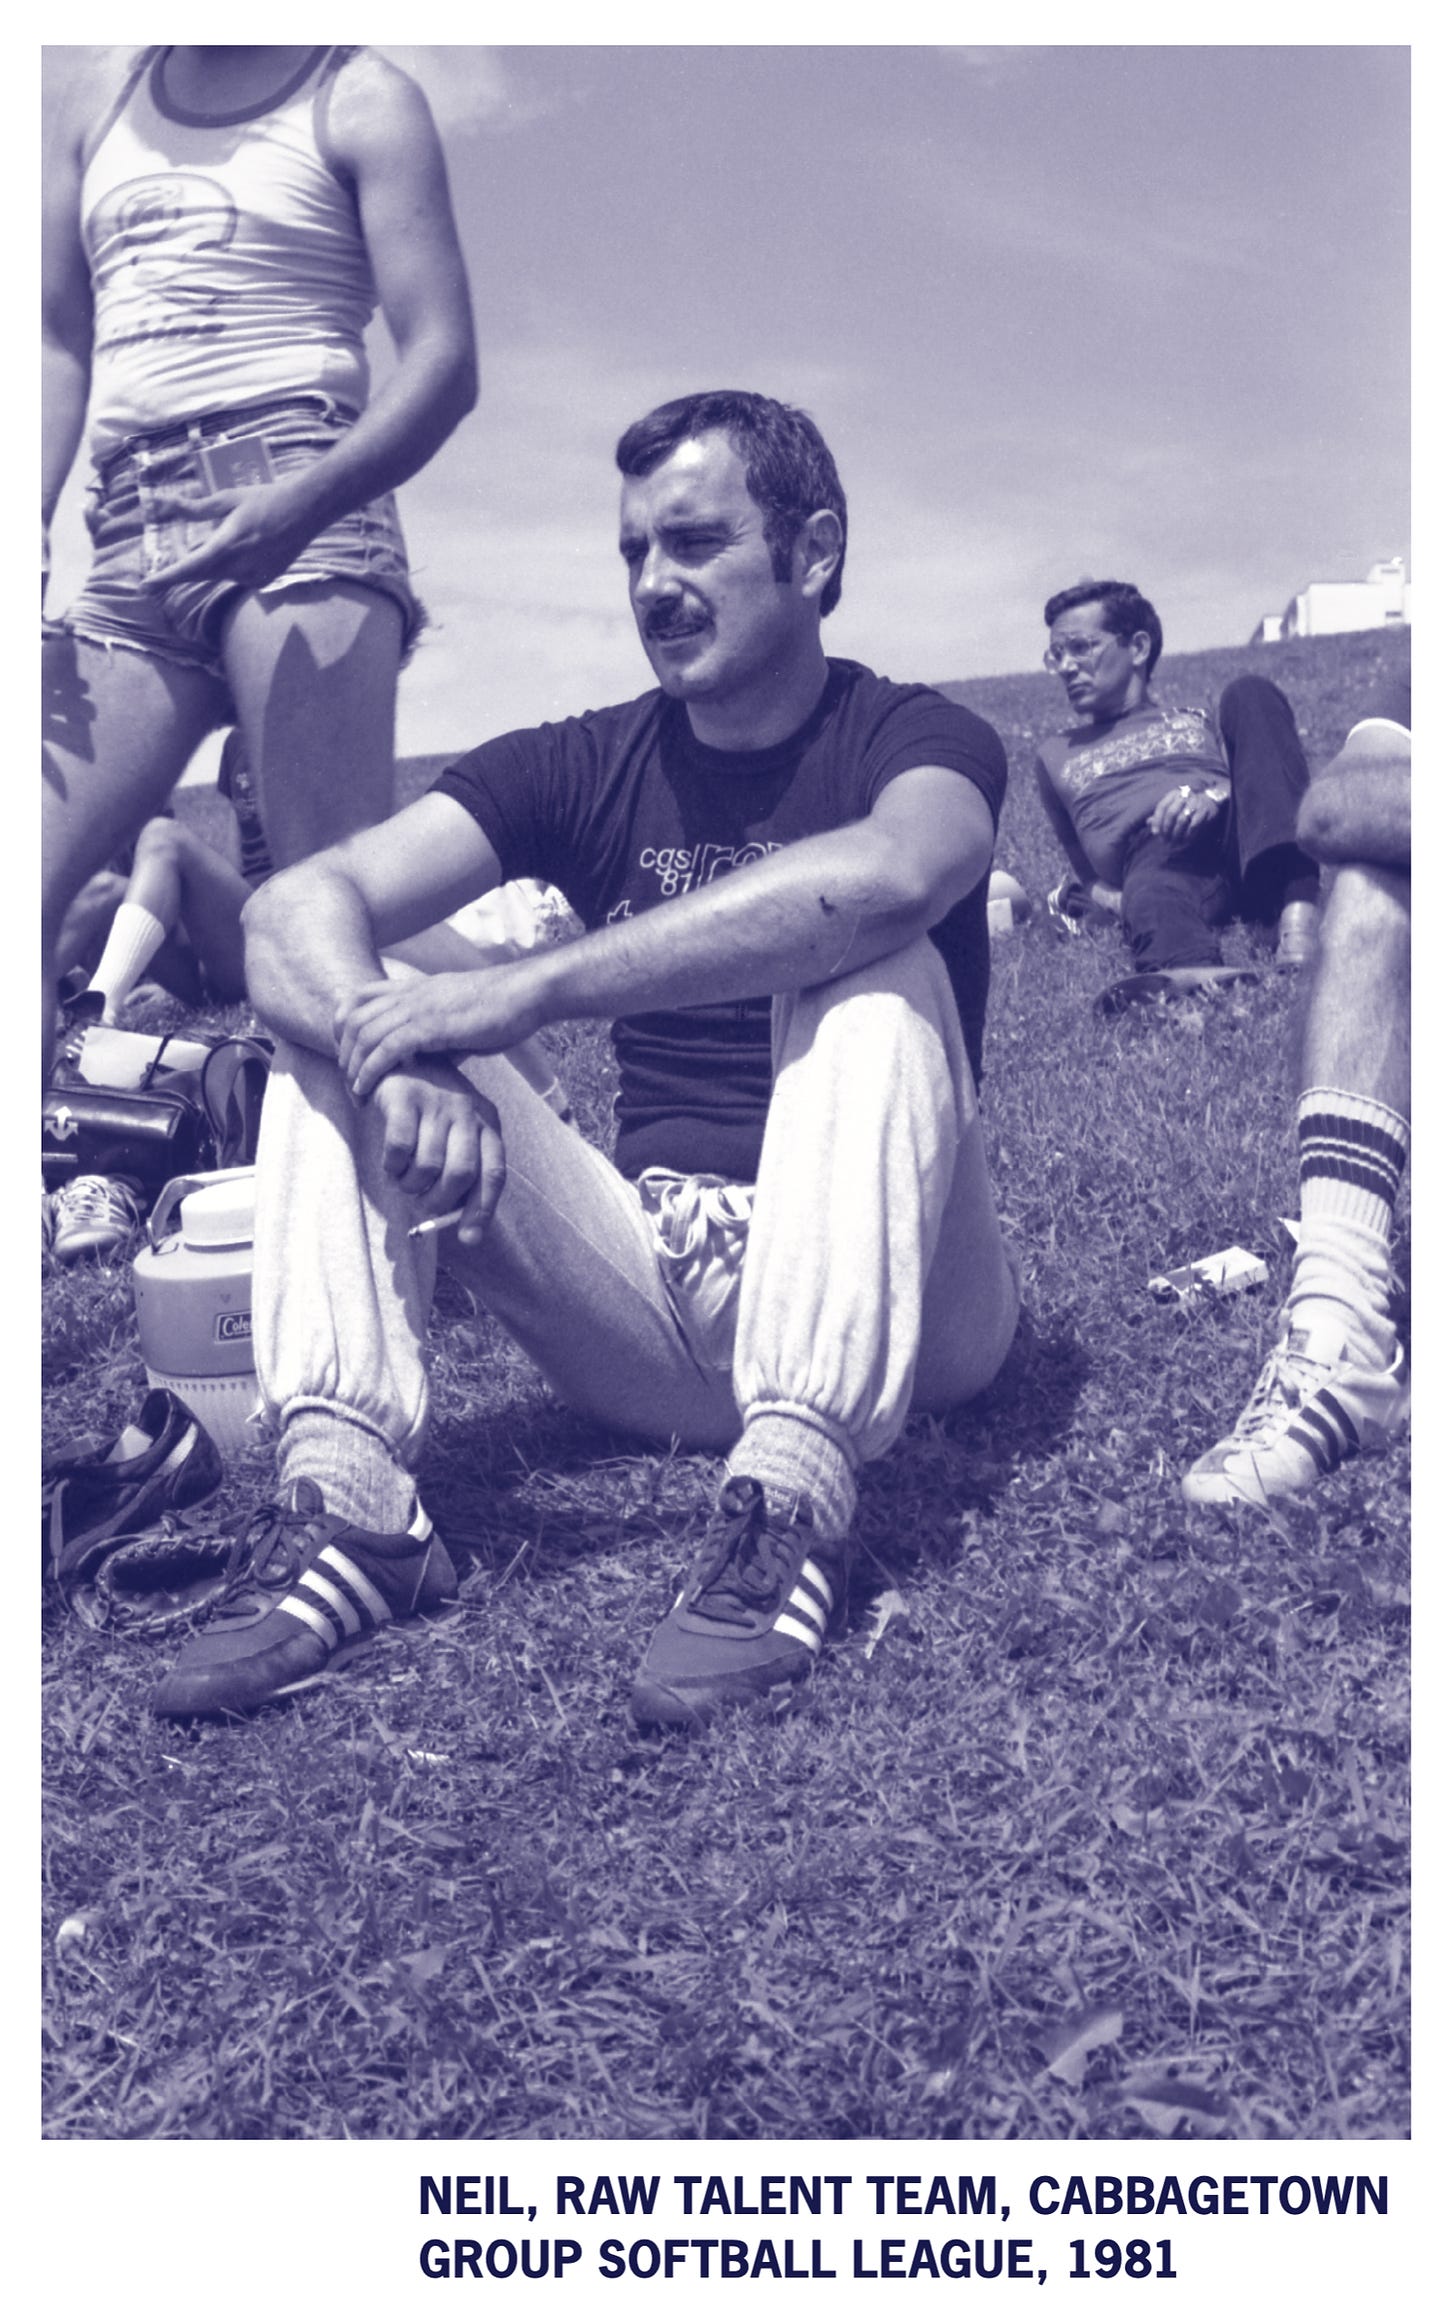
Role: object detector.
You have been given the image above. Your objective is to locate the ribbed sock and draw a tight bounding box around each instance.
[87,903,168,1021]
[1288,1087,1409,1351]
[726,1409,857,1540]
[279,1406,418,1533]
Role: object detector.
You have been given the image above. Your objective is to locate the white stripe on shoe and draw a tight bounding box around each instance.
[317,1546,392,1624]
[298,1569,367,1634]
[773,1557,835,1652]
[277,1592,345,1646]
[775,1609,825,1652]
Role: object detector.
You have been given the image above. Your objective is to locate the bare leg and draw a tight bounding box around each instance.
[1182,857,1410,1507]
[42,630,224,1073]
[221,583,403,868]
[55,869,128,985]
[88,815,254,1013]
[1299,862,1410,1116]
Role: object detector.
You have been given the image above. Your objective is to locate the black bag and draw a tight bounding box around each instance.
[42,1029,274,1192]
[42,1081,211,1193]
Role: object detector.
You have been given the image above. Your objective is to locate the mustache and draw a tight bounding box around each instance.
[644,607,709,640]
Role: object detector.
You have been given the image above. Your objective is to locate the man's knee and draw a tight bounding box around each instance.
[1297,770,1412,869]
[775,933,960,1056]
[132,814,190,870]
[829,931,949,1007]
[1219,672,1293,733]
[1318,861,1410,956]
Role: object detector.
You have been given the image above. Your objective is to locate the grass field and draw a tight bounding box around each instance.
[42,626,1411,2142]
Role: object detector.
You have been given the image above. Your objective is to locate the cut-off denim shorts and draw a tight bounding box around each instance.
[55,394,425,679]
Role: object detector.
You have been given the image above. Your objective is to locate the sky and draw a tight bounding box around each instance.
[42,38,1411,764]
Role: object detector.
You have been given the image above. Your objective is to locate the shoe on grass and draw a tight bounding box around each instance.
[50,1173,144,1261]
[152,1478,457,1720]
[47,1386,224,1589]
[1098,964,1260,1016]
[1182,1317,1410,1509]
[1275,899,1320,967]
[630,1475,848,1729]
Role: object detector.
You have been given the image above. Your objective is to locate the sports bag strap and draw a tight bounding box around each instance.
[198,1036,274,1169]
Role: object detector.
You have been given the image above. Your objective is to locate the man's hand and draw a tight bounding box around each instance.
[369,1058,505,1247]
[142,479,325,594]
[335,960,549,1102]
[1146,783,1224,844]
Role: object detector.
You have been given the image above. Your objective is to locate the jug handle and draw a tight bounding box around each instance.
[146,1167,256,1250]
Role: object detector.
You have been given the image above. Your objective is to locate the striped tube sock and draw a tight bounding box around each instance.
[1288,1088,1409,1349]
[87,902,168,1021]
[279,1407,418,1534]
[727,1408,857,1540]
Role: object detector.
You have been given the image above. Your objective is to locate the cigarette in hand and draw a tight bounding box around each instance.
[408,1206,468,1240]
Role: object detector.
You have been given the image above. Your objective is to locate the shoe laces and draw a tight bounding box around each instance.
[1229,1341,1335,1446]
[54,1175,139,1232]
[685,1478,808,1621]
[209,1486,336,1617]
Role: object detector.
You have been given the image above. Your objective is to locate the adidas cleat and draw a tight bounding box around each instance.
[631,1475,848,1729]
[152,1478,457,1719]
[1183,1320,1410,1509]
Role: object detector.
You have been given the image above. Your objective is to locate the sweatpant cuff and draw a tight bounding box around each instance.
[728,1405,858,1540]
[278,1401,418,1532]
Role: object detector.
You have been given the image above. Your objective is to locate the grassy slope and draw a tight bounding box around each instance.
[42,628,1410,2141]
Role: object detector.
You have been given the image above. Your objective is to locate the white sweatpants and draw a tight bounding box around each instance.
[252,935,1020,1505]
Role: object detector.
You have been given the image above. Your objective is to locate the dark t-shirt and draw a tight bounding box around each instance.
[434,659,1007,1181]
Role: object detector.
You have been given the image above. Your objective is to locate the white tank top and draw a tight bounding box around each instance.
[80,46,377,453]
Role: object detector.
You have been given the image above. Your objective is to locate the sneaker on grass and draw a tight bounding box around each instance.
[630,1474,848,1730]
[1097,965,1261,1016]
[152,1478,457,1720]
[1274,899,1320,968]
[1182,1317,1410,1509]
[51,1173,144,1261]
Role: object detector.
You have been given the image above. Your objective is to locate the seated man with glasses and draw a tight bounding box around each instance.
[1034,579,1321,1012]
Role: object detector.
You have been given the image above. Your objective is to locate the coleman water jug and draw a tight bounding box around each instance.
[132,1169,259,1456]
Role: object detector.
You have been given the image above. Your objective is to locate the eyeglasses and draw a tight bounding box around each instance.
[1043,635,1112,673]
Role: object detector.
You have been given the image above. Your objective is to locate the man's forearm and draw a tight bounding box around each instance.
[531,823,946,1029]
[278,339,476,539]
[42,340,90,534]
[243,870,390,1053]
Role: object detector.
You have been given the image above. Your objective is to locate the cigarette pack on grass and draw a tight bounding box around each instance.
[1148,1244,1268,1309]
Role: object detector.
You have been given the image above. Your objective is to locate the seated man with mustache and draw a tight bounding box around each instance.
[153,389,1021,1732]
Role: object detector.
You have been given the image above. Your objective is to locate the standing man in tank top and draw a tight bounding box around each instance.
[42,45,478,1073]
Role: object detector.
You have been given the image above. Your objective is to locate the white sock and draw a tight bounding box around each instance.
[87,903,168,1023]
[1288,1089,1408,1357]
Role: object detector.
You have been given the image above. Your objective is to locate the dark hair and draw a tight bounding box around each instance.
[1043,578,1163,676]
[615,390,847,616]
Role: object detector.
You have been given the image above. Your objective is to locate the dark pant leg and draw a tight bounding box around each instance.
[1120,823,1232,970]
[1218,675,1321,919]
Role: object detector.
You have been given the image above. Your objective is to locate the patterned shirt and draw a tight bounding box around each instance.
[1035,701,1227,884]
